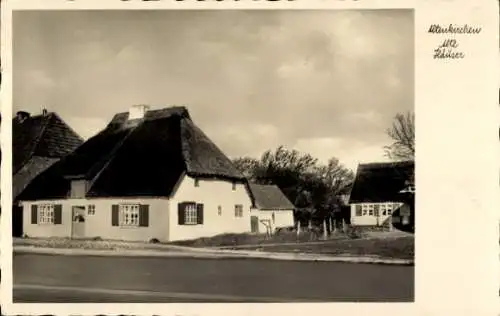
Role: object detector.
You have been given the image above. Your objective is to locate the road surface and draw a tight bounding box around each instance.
[13,253,414,302]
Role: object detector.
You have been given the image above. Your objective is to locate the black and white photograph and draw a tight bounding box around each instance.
[8,9,417,303]
[9,9,416,303]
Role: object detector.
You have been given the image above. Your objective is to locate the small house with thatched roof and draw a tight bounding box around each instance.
[18,105,253,242]
[12,109,84,237]
[348,161,414,228]
[247,183,295,234]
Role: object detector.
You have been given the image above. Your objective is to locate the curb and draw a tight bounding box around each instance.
[13,246,414,265]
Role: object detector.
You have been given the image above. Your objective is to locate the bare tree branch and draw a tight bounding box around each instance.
[384,111,415,161]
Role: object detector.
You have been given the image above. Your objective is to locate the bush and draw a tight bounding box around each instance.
[92,236,103,241]
[274,226,295,234]
[149,238,160,244]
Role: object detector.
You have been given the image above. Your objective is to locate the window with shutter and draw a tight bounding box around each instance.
[119,204,140,226]
[178,202,204,225]
[38,204,55,224]
[185,203,197,225]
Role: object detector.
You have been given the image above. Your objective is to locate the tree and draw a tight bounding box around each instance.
[384,111,415,161]
[232,156,261,179]
[232,146,355,236]
[313,158,354,236]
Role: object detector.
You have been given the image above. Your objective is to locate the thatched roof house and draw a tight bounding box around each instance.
[349,161,414,204]
[19,106,245,200]
[19,105,254,242]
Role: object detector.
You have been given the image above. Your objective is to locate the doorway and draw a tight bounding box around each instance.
[71,206,86,238]
[250,216,259,233]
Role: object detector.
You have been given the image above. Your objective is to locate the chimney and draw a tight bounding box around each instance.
[128,104,150,120]
[16,111,30,123]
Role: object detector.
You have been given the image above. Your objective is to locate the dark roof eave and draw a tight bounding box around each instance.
[186,172,246,181]
[258,207,294,211]
[63,174,88,180]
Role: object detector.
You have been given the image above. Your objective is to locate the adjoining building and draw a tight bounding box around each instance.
[12,110,84,237]
[348,161,414,230]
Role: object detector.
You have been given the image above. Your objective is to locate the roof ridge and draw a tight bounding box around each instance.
[50,112,84,143]
[22,113,53,165]
[359,161,413,168]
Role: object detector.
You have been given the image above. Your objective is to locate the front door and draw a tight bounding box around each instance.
[251,216,259,233]
[72,206,86,238]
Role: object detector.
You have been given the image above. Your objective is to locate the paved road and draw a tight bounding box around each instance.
[13,253,414,302]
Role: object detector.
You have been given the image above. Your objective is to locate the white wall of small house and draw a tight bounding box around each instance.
[350,202,403,226]
[251,209,294,233]
[168,174,253,241]
[22,198,170,242]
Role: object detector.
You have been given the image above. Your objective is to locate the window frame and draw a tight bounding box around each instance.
[119,204,141,227]
[234,204,244,218]
[38,204,55,225]
[185,203,198,225]
[88,204,96,215]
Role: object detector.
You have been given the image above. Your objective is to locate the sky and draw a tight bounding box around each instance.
[13,10,414,172]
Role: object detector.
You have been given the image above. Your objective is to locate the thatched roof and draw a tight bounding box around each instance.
[19,106,246,200]
[248,183,295,210]
[348,161,414,204]
[12,112,83,200]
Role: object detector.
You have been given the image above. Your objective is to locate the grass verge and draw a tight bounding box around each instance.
[239,236,415,260]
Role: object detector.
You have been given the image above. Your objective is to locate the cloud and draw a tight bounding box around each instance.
[293,137,391,172]
[13,10,414,168]
[63,116,109,140]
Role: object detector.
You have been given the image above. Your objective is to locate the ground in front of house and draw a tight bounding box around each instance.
[171,230,414,260]
[222,235,414,260]
[14,253,414,302]
[14,230,414,260]
[14,228,415,260]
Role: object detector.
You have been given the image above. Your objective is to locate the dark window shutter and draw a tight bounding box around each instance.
[31,205,38,224]
[178,203,186,225]
[196,203,204,224]
[111,205,119,226]
[54,205,63,224]
[139,204,149,227]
